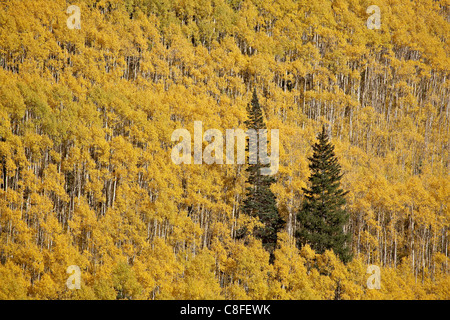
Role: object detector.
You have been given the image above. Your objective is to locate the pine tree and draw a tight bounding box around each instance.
[241,89,285,263]
[296,125,352,263]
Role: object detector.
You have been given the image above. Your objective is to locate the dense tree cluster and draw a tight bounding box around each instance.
[296,125,352,264]
[0,0,448,299]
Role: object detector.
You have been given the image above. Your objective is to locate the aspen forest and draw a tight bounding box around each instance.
[0,0,449,300]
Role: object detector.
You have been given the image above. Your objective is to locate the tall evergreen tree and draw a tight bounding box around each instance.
[241,89,284,263]
[296,125,352,263]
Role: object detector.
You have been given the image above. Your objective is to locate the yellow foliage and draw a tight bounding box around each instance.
[0,0,448,300]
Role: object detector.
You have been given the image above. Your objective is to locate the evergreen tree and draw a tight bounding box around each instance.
[241,89,285,263]
[296,125,352,263]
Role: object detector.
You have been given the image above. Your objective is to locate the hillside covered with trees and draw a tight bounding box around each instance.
[0,0,449,299]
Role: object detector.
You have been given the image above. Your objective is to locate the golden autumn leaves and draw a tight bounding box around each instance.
[0,0,448,300]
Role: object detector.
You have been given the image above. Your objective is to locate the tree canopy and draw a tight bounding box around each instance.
[0,0,449,299]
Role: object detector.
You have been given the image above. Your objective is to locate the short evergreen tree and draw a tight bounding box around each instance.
[296,125,352,263]
[241,89,285,263]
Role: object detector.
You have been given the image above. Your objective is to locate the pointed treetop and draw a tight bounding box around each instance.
[319,124,328,143]
[245,88,265,130]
